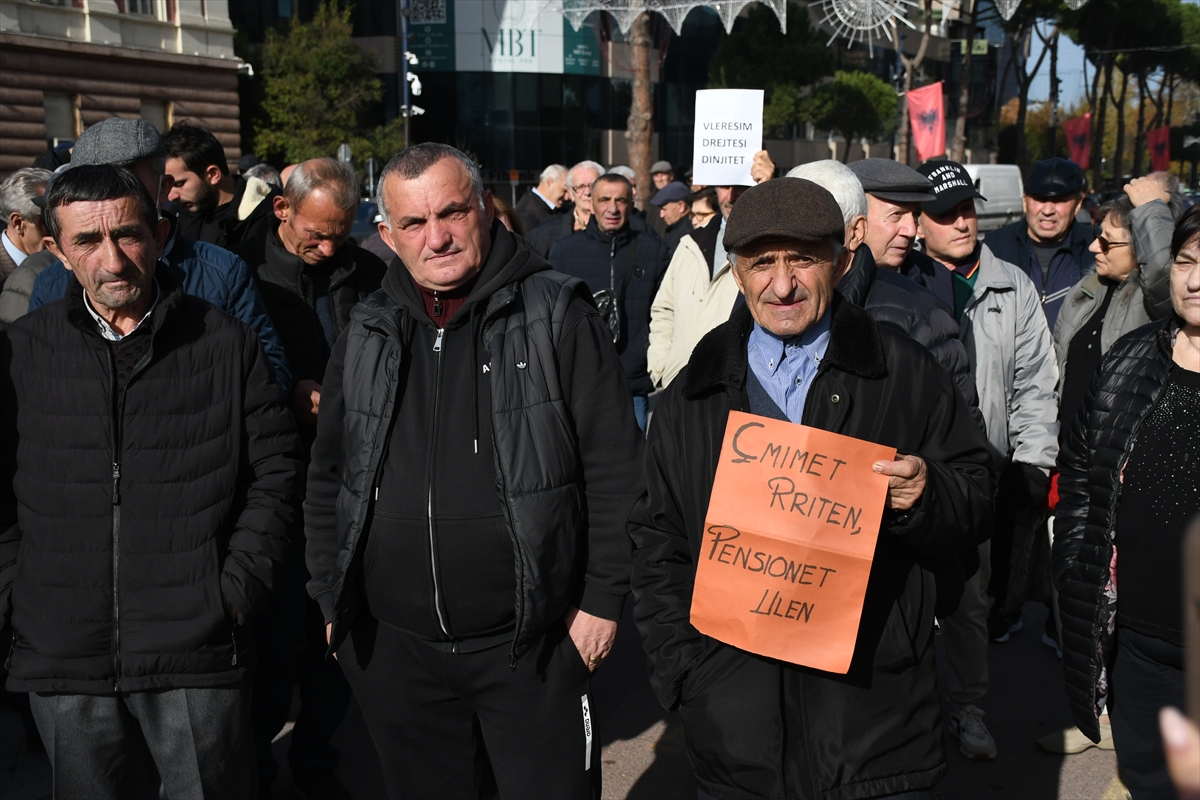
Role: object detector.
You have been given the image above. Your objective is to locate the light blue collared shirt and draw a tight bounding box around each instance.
[746,310,832,423]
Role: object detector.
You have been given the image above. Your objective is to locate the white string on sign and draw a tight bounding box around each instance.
[817,0,917,57]
[993,0,1023,20]
[551,0,789,36]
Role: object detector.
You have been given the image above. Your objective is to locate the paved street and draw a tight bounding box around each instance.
[1,602,1121,800]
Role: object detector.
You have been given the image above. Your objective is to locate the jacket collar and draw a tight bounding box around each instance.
[974,244,1020,293]
[583,216,631,248]
[836,247,877,307]
[65,260,185,340]
[682,292,886,399]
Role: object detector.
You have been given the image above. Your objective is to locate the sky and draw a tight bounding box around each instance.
[1024,0,1200,109]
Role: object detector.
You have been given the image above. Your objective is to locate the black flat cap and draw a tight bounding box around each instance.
[724,178,844,250]
[1025,157,1085,197]
[238,154,261,172]
[918,160,985,216]
[848,158,936,203]
[650,181,690,205]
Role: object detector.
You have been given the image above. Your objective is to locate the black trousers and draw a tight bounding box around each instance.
[339,616,599,800]
[1110,627,1186,800]
[29,683,254,800]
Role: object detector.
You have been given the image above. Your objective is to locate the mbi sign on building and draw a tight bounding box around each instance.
[411,0,602,74]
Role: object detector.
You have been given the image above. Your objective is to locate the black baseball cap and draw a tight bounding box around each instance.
[917,160,986,216]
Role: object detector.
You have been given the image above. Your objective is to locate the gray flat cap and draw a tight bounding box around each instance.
[650,160,673,174]
[72,118,166,167]
[847,158,935,204]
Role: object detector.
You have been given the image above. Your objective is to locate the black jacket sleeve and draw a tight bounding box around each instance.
[0,335,18,628]
[886,360,994,558]
[627,380,710,710]
[220,327,303,620]
[557,294,644,621]
[1051,371,1095,587]
[304,330,350,623]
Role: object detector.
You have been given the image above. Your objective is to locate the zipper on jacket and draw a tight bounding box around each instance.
[427,327,453,640]
[106,333,156,693]
[231,627,238,667]
[107,348,122,692]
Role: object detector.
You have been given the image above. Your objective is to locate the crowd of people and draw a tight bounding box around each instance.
[0,116,1196,800]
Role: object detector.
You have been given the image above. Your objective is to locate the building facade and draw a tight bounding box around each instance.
[0,0,245,178]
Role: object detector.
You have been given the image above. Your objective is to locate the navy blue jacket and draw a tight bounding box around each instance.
[548,218,669,395]
[983,218,1095,330]
[28,220,292,390]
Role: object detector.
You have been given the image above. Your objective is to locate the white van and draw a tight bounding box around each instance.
[964,164,1024,233]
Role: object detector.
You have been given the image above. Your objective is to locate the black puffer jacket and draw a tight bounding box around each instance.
[1053,316,1180,744]
[839,247,983,428]
[548,218,669,395]
[630,298,993,800]
[0,273,301,694]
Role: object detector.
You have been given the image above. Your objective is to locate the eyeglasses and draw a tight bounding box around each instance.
[1092,227,1130,254]
[690,210,715,224]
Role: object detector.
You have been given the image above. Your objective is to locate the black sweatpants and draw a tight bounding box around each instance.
[1110,627,1186,800]
[339,616,600,800]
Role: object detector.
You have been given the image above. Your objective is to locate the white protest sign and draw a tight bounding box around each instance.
[692,89,763,186]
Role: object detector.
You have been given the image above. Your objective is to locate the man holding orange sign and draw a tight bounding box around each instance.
[630,178,992,800]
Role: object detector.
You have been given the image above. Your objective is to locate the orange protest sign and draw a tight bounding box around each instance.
[690,410,896,674]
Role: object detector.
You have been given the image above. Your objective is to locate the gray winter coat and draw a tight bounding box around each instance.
[0,250,55,329]
[959,246,1060,472]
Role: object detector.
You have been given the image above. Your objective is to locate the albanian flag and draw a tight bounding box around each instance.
[1147,127,1171,172]
[1063,114,1091,170]
[907,82,945,163]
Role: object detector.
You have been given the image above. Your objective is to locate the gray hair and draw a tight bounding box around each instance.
[244,163,282,190]
[539,163,567,182]
[608,165,635,183]
[377,143,485,229]
[1149,171,1187,221]
[567,160,605,189]
[786,161,868,226]
[1,167,53,221]
[285,157,359,213]
[593,172,632,197]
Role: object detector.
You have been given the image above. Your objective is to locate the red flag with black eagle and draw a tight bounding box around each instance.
[907,82,945,163]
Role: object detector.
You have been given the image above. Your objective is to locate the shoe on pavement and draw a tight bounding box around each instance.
[1035,724,1115,754]
[1041,631,1062,658]
[987,612,1023,643]
[948,705,998,760]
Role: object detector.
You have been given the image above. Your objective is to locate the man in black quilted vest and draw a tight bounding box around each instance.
[303,143,643,799]
[0,165,301,798]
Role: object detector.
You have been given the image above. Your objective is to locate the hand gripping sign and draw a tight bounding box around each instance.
[690,411,895,674]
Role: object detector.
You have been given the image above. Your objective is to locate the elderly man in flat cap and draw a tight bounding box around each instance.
[629,179,993,800]
[848,157,942,274]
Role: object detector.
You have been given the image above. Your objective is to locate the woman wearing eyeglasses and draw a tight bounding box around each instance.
[1053,196,1175,444]
[1054,202,1200,799]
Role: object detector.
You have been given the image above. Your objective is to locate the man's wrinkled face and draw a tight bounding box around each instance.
[593,179,630,233]
[653,172,672,190]
[165,157,220,214]
[275,189,356,266]
[567,167,601,217]
[48,196,167,314]
[864,194,921,269]
[659,199,689,226]
[732,237,842,339]
[1023,192,1082,244]
[378,157,494,292]
[917,199,978,265]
